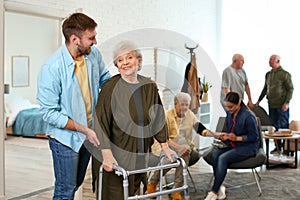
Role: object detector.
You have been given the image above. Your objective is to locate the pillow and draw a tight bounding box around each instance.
[5,97,40,127]
[5,95,24,114]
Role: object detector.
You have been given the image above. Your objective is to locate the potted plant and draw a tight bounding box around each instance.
[202,76,212,102]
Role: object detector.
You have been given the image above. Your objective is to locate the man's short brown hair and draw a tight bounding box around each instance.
[62,12,97,44]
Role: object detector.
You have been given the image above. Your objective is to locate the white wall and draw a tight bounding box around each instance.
[4,0,221,128]
[90,0,218,62]
[4,0,219,62]
[5,12,60,103]
[220,0,300,121]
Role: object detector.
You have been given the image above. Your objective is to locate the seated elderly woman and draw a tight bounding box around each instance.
[148,92,215,200]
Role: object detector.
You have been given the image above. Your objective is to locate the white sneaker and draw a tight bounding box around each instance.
[217,185,226,200]
[204,191,218,200]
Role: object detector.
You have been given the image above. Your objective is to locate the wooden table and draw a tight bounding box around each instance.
[263,133,300,168]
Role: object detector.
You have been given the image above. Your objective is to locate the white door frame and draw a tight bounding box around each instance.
[0,1,68,198]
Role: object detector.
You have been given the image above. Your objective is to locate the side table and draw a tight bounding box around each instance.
[263,133,299,168]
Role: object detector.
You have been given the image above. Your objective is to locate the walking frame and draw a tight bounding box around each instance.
[98,156,190,200]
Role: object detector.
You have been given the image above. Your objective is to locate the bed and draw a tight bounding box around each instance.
[5,96,47,138]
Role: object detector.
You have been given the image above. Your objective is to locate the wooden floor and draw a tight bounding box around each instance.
[5,135,54,199]
[5,135,211,199]
[4,135,282,200]
[5,135,96,200]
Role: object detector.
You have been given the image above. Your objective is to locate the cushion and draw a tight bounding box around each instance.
[289,120,300,131]
[204,148,266,169]
[283,120,300,151]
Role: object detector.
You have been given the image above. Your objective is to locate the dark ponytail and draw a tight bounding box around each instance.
[225,92,248,109]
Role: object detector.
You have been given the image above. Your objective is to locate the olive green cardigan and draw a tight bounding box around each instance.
[258,66,293,108]
[94,74,168,170]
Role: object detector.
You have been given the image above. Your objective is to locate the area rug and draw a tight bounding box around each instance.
[9,168,300,199]
[179,169,300,200]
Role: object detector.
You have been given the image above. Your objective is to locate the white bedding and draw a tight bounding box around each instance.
[5,96,40,127]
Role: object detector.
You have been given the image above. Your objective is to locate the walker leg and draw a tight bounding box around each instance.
[98,166,103,200]
[123,179,129,200]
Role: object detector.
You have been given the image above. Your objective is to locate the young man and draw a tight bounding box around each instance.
[37,13,111,199]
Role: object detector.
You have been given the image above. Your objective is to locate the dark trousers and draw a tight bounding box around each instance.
[269,106,289,149]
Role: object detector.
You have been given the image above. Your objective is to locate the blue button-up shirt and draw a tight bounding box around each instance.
[37,44,111,152]
[225,107,259,156]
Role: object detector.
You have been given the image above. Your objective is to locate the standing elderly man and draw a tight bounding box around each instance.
[256,54,294,154]
[220,54,254,110]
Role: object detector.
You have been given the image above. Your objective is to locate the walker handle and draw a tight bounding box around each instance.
[112,164,124,176]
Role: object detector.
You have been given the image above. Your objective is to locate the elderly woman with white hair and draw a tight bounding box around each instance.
[148,92,215,200]
[92,40,177,199]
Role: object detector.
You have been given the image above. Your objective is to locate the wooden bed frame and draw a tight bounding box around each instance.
[5,116,47,138]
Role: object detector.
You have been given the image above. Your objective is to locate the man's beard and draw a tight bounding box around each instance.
[78,44,91,55]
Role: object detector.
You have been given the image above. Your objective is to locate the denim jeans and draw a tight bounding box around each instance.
[49,137,91,200]
[210,147,250,193]
[269,107,289,148]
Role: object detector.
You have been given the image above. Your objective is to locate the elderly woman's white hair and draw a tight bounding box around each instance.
[113,40,143,69]
[174,92,191,104]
